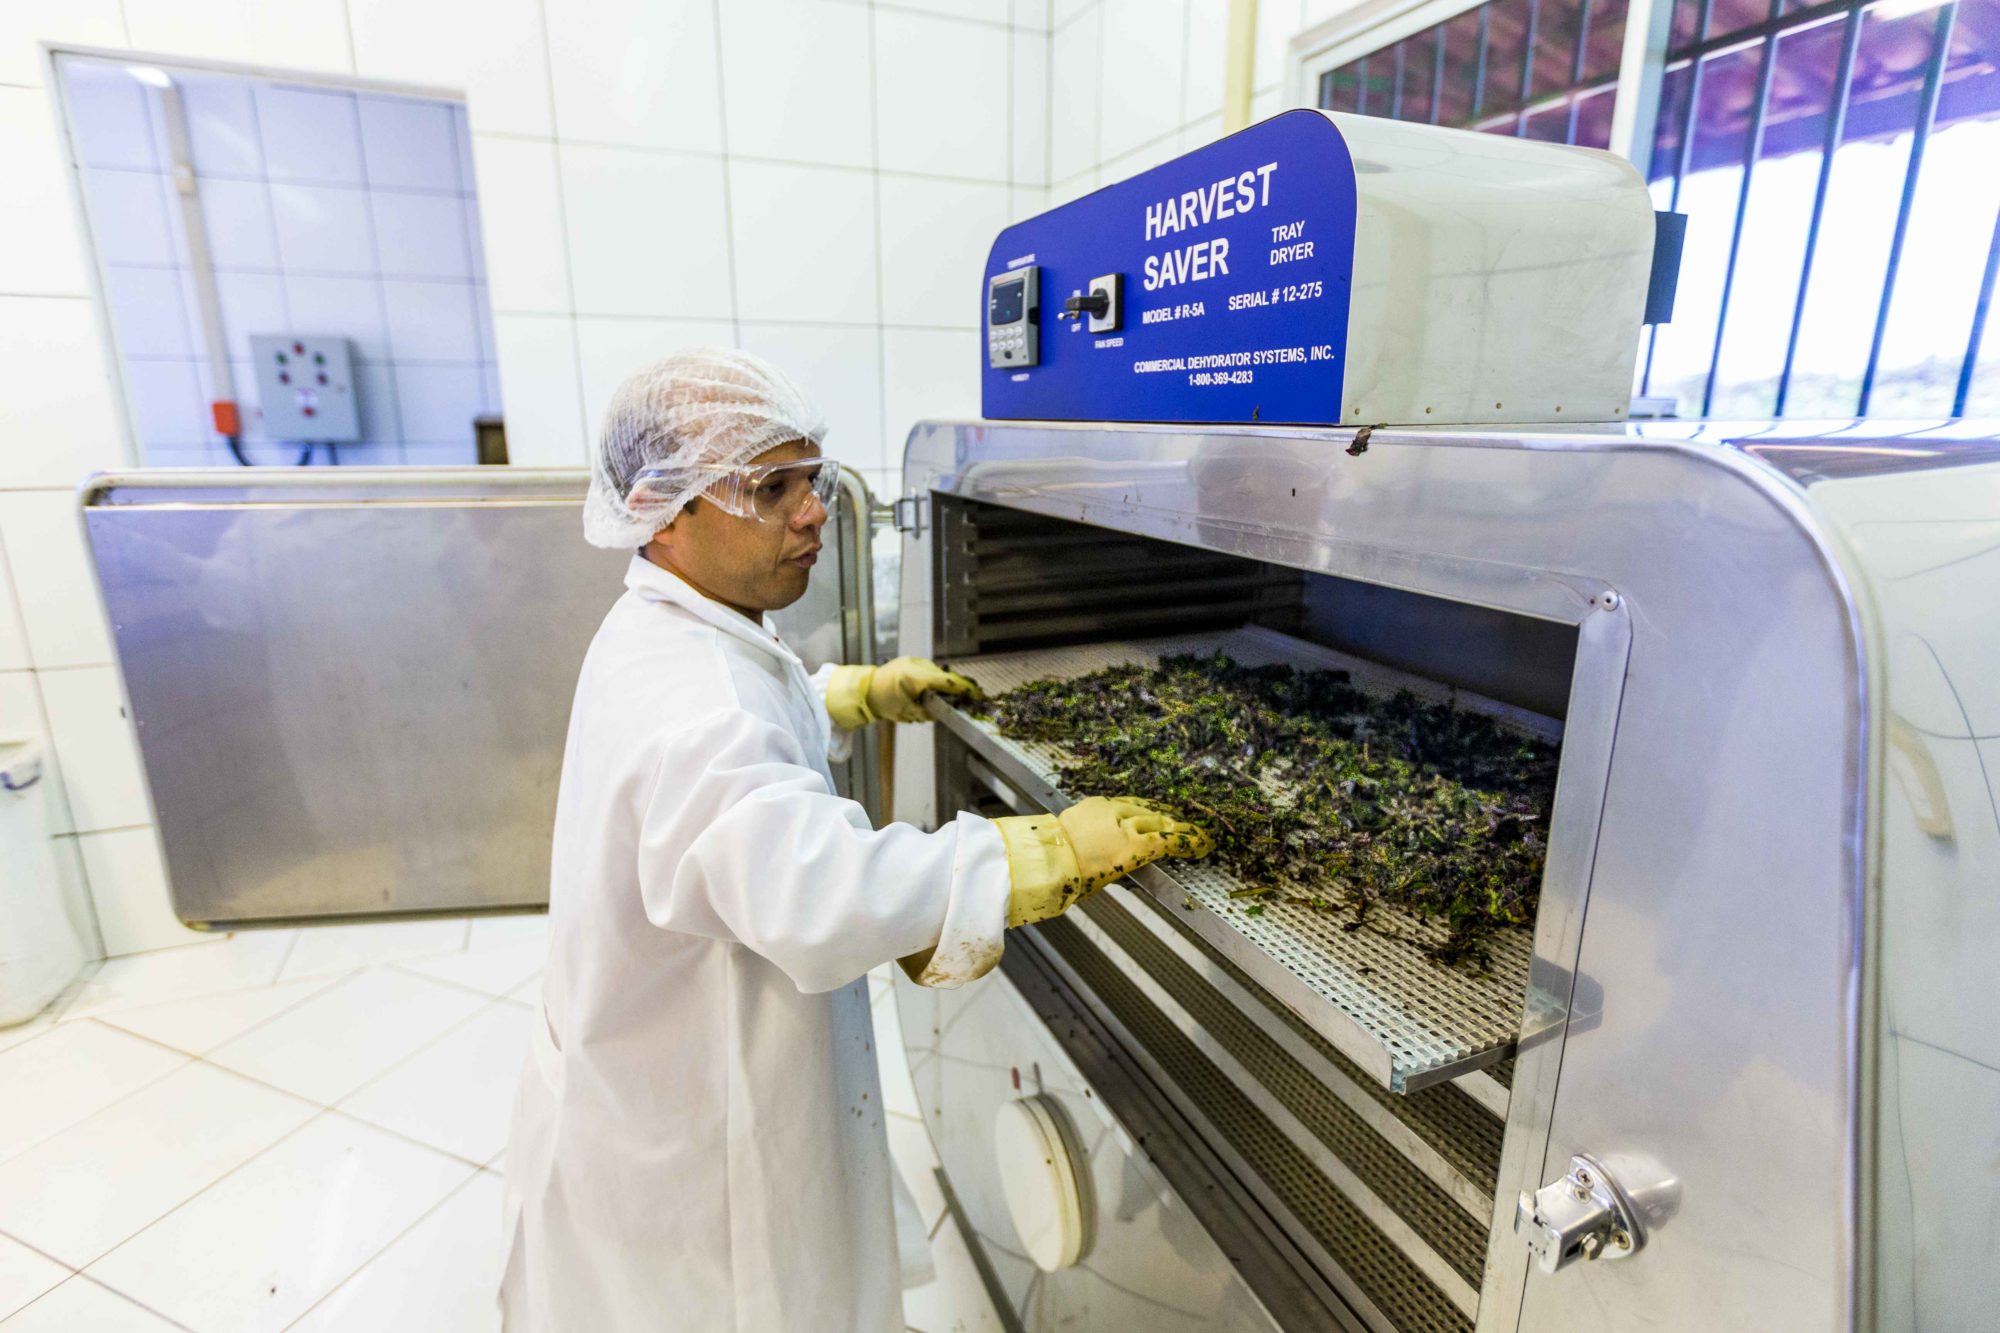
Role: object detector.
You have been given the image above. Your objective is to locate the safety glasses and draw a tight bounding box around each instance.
[629,456,841,525]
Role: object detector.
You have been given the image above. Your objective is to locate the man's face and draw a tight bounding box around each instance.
[645,438,827,617]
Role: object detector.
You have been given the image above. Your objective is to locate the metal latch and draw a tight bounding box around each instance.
[892,494,929,538]
[1515,1155,1646,1274]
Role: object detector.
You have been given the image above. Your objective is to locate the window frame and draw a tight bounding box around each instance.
[1290,0,1677,168]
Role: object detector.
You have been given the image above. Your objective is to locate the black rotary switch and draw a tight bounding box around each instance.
[1058,291,1111,321]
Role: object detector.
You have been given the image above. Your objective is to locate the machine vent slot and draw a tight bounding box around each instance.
[1037,914,1475,1333]
[934,497,1302,656]
[1081,889,1500,1234]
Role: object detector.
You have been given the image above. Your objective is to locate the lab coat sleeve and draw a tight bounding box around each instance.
[808,660,854,764]
[637,710,1011,993]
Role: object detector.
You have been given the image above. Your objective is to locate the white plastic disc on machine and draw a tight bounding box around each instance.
[993,1094,1088,1271]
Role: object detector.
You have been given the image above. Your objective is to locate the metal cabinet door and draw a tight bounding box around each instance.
[83,467,882,928]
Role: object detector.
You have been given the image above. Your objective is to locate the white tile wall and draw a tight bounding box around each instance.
[736,323,888,476]
[0,1,123,89]
[1099,0,1186,164]
[717,0,874,168]
[1048,4,1102,183]
[347,0,554,137]
[874,10,1012,181]
[491,315,587,467]
[574,316,737,440]
[560,145,735,319]
[0,297,128,487]
[37,666,152,833]
[77,828,206,955]
[119,0,357,78]
[1053,0,1326,193]
[467,136,570,314]
[877,176,1012,328]
[0,540,31,672]
[544,0,723,153]
[729,161,878,324]
[0,493,115,669]
[0,89,92,297]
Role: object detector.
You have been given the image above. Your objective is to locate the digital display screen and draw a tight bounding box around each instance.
[989,278,1025,326]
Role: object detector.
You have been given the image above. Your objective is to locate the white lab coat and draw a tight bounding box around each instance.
[500,555,1011,1332]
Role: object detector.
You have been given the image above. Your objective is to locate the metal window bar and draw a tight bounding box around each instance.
[1474,4,1492,118]
[1566,0,1598,142]
[1669,0,1868,62]
[1319,68,1337,108]
[1640,0,1714,396]
[1430,25,1447,123]
[1955,203,2000,416]
[1700,0,1785,416]
[1516,0,1544,134]
[1392,40,1407,120]
[1775,7,1863,416]
[1859,1,1958,414]
[1356,52,1371,115]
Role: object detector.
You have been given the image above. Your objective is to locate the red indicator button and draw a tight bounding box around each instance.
[316,373,328,385]
[278,372,290,384]
[292,342,305,355]
[302,405,316,417]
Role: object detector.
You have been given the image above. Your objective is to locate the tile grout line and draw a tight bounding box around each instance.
[8,1078,327,1275]
[866,1,894,479]
[708,0,742,346]
[0,1021,195,1172]
[39,1083,496,1293]
[7,1269,199,1332]
[469,131,1021,188]
[326,984,526,1131]
[0,1225,77,1278]
[381,955,541,1006]
[275,1159,490,1332]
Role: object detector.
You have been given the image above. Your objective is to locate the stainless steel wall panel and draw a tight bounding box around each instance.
[83,467,879,927]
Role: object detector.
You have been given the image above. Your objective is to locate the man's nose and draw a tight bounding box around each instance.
[794,492,828,530]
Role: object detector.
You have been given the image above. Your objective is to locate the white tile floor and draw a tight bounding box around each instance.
[0,918,1002,1333]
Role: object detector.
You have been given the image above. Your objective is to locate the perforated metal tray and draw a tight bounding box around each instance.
[929,626,1560,1094]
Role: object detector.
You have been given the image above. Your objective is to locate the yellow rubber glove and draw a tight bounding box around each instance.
[825,656,981,728]
[994,796,1215,927]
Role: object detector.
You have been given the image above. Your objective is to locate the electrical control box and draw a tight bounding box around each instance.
[980,110,1659,427]
[249,334,361,442]
[986,268,1039,369]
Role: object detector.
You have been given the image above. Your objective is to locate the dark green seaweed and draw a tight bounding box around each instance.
[970,652,1560,971]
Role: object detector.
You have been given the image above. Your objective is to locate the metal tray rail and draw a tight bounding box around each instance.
[929,626,1557,1093]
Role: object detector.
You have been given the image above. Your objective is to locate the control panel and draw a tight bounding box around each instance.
[986,268,1039,369]
[978,109,1658,428]
[249,334,361,442]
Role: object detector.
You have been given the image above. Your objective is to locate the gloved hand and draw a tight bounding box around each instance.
[994,796,1215,927]
[825,656,980,728]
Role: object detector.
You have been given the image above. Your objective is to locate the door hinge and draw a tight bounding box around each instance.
[893,493,928,538]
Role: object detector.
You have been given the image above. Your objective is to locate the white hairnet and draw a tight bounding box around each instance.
[583,347,829,549]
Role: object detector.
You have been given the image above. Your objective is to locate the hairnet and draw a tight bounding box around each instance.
[583,347,829,549]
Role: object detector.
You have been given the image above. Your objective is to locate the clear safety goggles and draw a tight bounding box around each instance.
[628,456,842,524]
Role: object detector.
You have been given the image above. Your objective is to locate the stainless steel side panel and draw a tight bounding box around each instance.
[896,422,1873,1332]
[83,468,878,927]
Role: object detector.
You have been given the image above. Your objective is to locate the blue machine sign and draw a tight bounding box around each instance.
[982,111,1356,425]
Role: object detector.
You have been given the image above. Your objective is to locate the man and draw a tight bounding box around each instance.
[500,348,1212,1331]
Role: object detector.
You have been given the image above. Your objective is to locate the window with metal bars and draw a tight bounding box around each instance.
[1645,0,1999,416]
[1314,0,2000,419]
[1317,0,1628,146]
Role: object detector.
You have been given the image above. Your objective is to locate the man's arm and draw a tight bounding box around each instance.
[635,710,1010,993]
